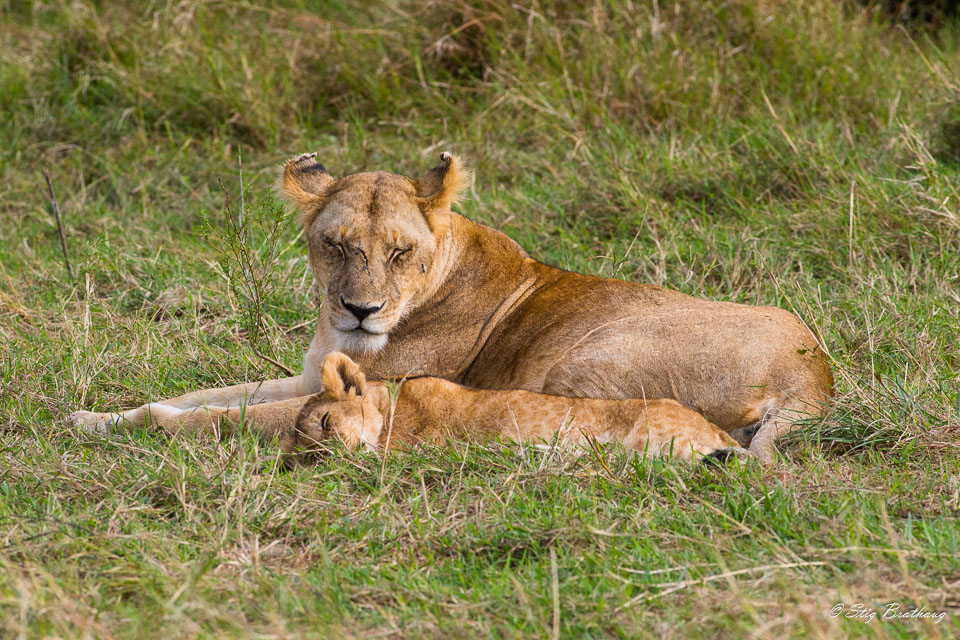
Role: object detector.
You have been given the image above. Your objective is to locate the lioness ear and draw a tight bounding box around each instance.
[415,152,470,233]
[320,352,367,400]
[279,152,336,215]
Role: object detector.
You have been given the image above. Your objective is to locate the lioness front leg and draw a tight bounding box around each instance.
[149,375,306,410]
[70,395,314,439]
[69,375,306,434]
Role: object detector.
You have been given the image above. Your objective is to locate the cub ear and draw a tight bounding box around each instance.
[320,352,367,400]
[415,152,470,233]
[278,152,336,213]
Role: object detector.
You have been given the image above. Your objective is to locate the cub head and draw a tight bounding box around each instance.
[279,352,384,456]
[279,151,469,354]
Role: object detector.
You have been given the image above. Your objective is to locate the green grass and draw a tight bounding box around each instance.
[1,0,959,637]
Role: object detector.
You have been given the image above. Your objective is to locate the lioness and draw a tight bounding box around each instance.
[71,352,749,463]
[71,152,832,463]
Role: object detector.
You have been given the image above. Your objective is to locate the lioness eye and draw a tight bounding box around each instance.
[389,247,411,264]
[324,239,345,260]
[320,413,330,430]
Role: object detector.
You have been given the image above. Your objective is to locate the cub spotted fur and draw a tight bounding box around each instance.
[71,353,750,463]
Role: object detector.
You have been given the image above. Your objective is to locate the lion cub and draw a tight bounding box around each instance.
[71,352,749,463]
[282,353,748,463]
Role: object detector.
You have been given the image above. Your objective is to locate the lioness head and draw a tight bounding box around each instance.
[280,352,383,455]
[279,151,469,354]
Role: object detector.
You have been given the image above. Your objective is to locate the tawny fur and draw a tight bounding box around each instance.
[72,353,746,463]
[70,152,833,464]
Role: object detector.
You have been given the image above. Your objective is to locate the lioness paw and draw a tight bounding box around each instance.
[700,446,758,466]
[69,410,115,434]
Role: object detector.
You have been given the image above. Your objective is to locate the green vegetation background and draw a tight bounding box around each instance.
[1,1,958,637]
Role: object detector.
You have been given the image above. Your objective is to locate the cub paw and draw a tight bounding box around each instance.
[68,410,115,434]
[292,152,327,175]
[294,411,330,449]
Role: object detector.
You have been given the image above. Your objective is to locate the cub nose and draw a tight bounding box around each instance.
[340,296,383,322]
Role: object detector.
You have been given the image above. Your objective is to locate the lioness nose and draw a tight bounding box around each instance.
[341,297,383,322]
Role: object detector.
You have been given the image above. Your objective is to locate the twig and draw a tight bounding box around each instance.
[42,168,72,277]
[251,348,296,377]
[848,180,857,266]
[238,147,246,248]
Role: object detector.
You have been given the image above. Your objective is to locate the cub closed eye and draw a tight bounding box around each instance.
[320,412,331,430]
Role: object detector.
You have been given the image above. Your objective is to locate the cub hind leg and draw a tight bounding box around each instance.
[618,399,754,462]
